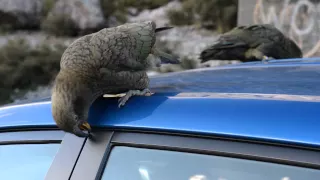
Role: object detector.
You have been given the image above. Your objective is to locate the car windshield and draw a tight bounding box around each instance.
[101,146,320,180]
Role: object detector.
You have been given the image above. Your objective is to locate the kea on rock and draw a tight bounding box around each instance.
[51,21,179,137]
[200,24,303,63]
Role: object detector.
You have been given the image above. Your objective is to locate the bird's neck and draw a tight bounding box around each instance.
[51,70,96,122]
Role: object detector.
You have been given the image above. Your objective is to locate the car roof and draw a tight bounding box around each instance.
[1,58,320,148]
[149,57,320,95]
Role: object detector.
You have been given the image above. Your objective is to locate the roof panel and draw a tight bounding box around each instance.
[0,92,319,147]
[1,60,320,147]
[150,62,320,96]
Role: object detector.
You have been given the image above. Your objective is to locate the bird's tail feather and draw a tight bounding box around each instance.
[155,27,173,33]
[153,48,180,64]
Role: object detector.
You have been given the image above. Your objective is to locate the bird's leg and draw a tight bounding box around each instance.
[262,56,270,60]
[103,93,126,98]
[256,44,276,63]
[118,89,153,108]
[262,55,275,64]
[248,49,265,60]
[247,48,274,63]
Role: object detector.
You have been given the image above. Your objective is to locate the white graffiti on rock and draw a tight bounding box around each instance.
[253,0,320,57]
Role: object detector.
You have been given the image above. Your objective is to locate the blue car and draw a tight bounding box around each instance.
[0,58,320,180]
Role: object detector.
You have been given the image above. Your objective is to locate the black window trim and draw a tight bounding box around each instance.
[0,129,65,145]
[68,130,320,180]
[0,129,69,180]
[70,131,114,180]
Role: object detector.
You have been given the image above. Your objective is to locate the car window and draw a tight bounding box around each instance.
[101,146,320,180]
[0,143,60,180]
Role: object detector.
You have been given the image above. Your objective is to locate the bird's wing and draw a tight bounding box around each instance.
[210,35,248,49]
[244,24,302,58]
[242,24,284,44]
[95,68,149,95]
[60,34,96,75]
[111,21,156,61]
[206,24,270,51]
[87,22,157,70]
[60,22,157,75]
[199,32,249,62]
[199,25,274,62]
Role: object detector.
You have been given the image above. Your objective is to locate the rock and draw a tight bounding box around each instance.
[0,31,75,48]
[200,60,241,68]
[128,1,182,27]
[12,85,52,104]
[157,64,185,73]
[128,1,238,68]
[127,7,139,16]
[0,0,43,29]
[106,15,123,28]
[43,0,106,35]
[147,71,160,76]
[156,26,219,61]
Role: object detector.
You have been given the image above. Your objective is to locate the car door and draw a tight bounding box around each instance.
[68,130,320,180]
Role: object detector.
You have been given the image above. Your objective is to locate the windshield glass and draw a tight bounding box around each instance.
[101,146,320,180]
[0,143,60,180]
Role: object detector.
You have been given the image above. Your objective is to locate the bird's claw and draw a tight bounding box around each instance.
[118,89,153,108]
[262,55,273,60]
[103,93,126,98]
[262,56,274,64]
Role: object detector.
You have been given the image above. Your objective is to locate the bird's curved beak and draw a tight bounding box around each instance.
[80,122,91,131]
[155,26,173,33]
[74,122,91,138]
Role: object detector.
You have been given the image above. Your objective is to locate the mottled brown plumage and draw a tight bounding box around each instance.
[200,24,303,63]
[51,21,178,137]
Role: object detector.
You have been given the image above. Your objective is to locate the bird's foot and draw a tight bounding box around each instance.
[118,89,153,108]
[103,93,126,98]
[262,56,274,60]
[262,56,274,64]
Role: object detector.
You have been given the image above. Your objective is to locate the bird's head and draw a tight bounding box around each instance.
[289,40,303,58]
[52,99,92,138]
[72,118,92,138]
[51,72,92,138]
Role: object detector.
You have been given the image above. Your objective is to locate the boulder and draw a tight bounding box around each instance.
[128,1,181,27]
[128,1,238,68]
[42,0,106,36]
[0,0,43,29]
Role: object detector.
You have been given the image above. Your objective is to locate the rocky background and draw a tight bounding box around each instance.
[239,0,320,57]
[0,0,241,105]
